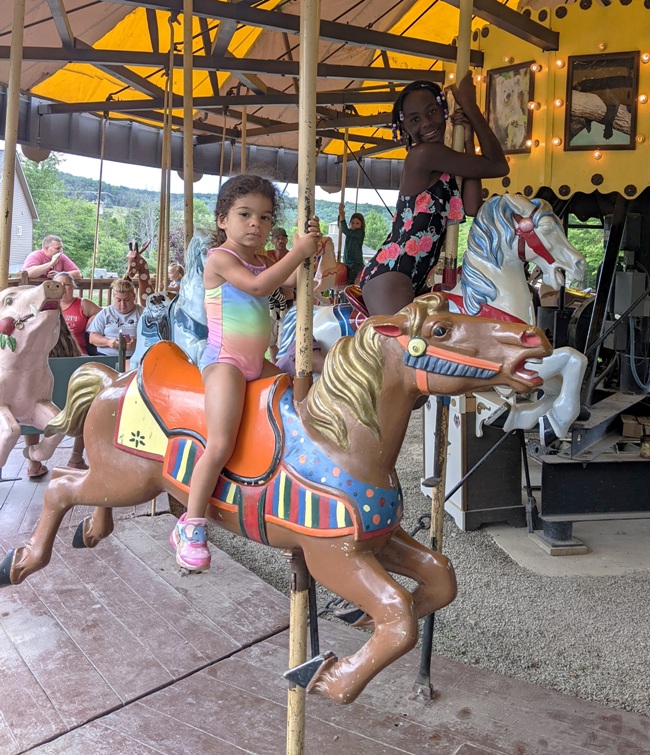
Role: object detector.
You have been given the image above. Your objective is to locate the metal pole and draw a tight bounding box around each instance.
[0,0,26,290]
[337,129,349,264]
[417,0,474,702]
[293,0,319,403]
[240,107,247,172]
[286,4,319,750]
[183,0,194,252]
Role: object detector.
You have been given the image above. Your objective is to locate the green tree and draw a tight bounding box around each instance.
[363,209,390,252]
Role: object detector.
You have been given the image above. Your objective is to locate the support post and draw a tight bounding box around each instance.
[286,2,320,750]
[183,0,194,252]
[417,0,474,701]
[336,129,349,264]
[0,0,26,290]
[240,107,247,172]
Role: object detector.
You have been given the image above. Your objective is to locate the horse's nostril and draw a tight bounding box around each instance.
[521,330,542,347]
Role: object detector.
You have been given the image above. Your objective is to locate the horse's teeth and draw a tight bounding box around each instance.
[30,304,38,316]
[526,358,543,364]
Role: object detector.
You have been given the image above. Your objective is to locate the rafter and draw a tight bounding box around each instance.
[46,0,75,48]
[106,0,484,66]
[39,89,401,115]
[3,47,445,85]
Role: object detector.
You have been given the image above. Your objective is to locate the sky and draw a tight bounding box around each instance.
[50,148,399,208]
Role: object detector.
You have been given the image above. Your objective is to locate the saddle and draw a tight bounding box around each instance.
[138,341,289,482]
[344,285,369,320]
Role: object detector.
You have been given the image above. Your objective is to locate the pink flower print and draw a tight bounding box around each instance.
[440,173,450,182]
[401,207,414,232]
[376,249,388,264]
[418,235,434,254]
[384,242,401,260]
[414,192,432,215]
[405,238,420,257]
[448,196,464,221]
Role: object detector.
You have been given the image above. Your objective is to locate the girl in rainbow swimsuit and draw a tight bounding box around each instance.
[171,174,321,571]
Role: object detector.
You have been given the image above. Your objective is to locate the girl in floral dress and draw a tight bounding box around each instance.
[359,73,509,316]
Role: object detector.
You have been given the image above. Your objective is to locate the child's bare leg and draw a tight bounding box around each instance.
[172,364,246,571]
[186,363,246,519]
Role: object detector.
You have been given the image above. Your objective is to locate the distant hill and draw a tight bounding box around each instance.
[58,172,394,226]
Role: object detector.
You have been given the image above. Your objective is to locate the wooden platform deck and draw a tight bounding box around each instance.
[1,441,649,754]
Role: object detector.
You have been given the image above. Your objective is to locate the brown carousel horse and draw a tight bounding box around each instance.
[125,240,154,306]
[0,293,551,704]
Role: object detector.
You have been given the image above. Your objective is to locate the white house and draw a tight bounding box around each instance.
[0,150,39,274]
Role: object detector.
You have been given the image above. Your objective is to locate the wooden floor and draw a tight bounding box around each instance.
[1,442,649,754]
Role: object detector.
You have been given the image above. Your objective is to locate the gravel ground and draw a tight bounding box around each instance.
[203,415,650,718]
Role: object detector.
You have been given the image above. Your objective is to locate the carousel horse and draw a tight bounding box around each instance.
[278,193,588,438]
[0,281,64,472]
[130,231,211,367]
[1,294,552,703]
[126,240,154,306]
[314,234,348,303]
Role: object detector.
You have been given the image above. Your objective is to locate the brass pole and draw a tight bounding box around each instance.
[183,0,194,252]
[336,129,349,264]
[286,4,320,751]
[89,114,108,299]
[0,0,26,289]
[293,0,320,404]
[433,0,473,555]
[240,107,247,172]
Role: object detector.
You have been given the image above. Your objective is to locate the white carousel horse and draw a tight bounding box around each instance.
[314,235,348,304]
[444,193,587,438]
[277,193,588,438]
[131,230,211,367]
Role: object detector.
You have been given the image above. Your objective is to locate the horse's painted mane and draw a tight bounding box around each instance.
[306,294,442,450]
[460,196,555,316]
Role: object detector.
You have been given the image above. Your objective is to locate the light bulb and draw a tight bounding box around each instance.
[475,74,483,83]
[642,53,650,64]
[503,56,514,64]
[530,63,542,73]
[639,94,648,104]
[525,139,540,148]
[527,101,541,111]
[555,59,565,69]
[552,137,562,146]
[448,72,455,81]
[475,146,481,154]
[597,42,607,51]
[637,135,646,143]
[594,150,602,160]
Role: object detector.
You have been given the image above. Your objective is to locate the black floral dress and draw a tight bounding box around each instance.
[359,173,464,296]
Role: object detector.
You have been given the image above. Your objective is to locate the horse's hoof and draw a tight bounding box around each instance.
[283,650,337,689]
[72,520,87,548]
[0,550,15,586]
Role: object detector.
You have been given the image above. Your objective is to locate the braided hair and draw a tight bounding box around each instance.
[391,81,449,149]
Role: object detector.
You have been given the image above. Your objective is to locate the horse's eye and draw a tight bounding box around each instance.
[433,325,447,337]
[5,297,14,306]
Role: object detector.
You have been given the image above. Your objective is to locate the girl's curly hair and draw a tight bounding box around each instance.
[391,81,449,148]
[212,174,281,246]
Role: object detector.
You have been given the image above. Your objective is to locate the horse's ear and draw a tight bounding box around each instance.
[141,240,151,254]
[370,312,409,339]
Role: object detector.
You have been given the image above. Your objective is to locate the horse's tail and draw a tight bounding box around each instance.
[44,364,117,438]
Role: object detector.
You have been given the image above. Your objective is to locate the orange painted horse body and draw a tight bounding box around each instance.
[0,294,551,703]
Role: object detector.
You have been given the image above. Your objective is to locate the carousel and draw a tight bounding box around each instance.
[0,0,649,752]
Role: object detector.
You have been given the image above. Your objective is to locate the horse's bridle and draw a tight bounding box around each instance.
[397,335,501,393]
[513,210,555,266]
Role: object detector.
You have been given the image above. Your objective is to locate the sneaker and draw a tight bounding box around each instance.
[170,513,211,571]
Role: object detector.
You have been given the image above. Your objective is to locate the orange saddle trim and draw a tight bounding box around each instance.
[138,341,290,483]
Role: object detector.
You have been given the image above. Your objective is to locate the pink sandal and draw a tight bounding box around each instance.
[27,463,48,479]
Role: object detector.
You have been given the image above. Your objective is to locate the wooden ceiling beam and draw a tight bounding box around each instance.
[107,0,484,66]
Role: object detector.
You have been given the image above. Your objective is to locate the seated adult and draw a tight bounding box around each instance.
[21,235,81,280]
[53,272,101,355]
[87,278,143,358]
